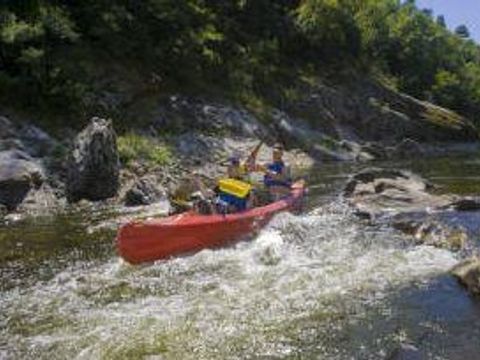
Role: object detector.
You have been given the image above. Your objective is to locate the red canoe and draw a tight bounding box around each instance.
[117,180,306,264]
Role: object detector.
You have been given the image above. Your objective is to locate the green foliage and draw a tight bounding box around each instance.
[1,0,480,129]
[117,133,172,167]
[455,24,470,39]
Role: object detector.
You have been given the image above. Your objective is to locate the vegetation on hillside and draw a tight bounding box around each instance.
[1,0,480,128]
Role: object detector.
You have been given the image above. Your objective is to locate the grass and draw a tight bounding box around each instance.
[117,133,172,168]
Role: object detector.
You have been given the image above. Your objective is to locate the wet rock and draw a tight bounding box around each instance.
[344,168,432,200]
[344,168,475,250]
[393,217,467,251]
[0,150,45,211]
[451,257,480,297]
[67,117,120,202]
[124,175,167,206]
[388,343,422,360]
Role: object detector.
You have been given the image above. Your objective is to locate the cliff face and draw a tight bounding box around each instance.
[282,77,478,145]
[121,76,478,164]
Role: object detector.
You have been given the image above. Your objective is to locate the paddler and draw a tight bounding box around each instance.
[253,142,292,201]
[214,140,267,213]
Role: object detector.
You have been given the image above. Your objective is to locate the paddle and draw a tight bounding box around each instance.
[244,140,263,172]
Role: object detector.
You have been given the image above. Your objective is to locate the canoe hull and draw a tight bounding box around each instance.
[117,181,305,264]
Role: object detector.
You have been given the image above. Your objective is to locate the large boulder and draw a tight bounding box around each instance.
[343,167,453,221]
[451,258,480,297]
[124,175,167,206]
[67,117,120,202]
[0,150,45,210]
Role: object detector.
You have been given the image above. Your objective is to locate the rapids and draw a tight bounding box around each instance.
[1,156,480,359]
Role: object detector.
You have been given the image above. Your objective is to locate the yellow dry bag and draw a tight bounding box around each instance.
[218,178,252,198]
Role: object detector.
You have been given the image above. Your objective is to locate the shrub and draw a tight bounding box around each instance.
[117,133,172,167]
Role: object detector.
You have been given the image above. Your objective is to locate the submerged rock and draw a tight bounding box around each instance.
[67,117,120,202]
[0,150,45,211]
[124,175,167,206]
[451,257,480,297]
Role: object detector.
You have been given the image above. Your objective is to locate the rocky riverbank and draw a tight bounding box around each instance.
[2,80,479,217]
[343,167,480,298]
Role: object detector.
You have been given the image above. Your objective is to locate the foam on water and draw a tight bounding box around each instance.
[0,202,460,359]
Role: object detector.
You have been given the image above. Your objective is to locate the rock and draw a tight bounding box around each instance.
[18,123,58,157]
[449,198,480,212]
[17,183,65,213]
[67,117,120,202]
[124,176,167,206]
[0,138,25,152]
[393,138,425,159]
[393,217,467,251]
[360,142,389,160]
[272,110,353,161]
[344,168,431,198]
[343,168,474,250]
[0,116,16,139]
[0,150,45,211]
[388,343,422,360]
[451,257,480,296]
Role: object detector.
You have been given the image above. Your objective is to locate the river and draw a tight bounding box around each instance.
[1,156,480,359]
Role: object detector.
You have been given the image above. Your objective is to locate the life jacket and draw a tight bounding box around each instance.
[264,161,291,187]
[216,178,252,211]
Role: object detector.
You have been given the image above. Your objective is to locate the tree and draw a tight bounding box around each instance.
[436,15,446,28]
[455,24,470,38]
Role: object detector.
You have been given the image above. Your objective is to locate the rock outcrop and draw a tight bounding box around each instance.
[343,168,450,218]
[451,257,480,297]
[343,168,477,250]
[289,78,478,145]
[67,117,120,202]
[124,175,167,206]
[0,150,45,210]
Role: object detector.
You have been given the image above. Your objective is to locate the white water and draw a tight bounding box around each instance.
[0,202,461,359]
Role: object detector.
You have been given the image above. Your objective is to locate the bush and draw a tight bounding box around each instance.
[117,133,172,167]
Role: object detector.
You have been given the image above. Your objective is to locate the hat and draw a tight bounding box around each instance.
[273,143,284,151]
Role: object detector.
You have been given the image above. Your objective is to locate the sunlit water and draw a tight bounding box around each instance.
[1,156,480,359]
